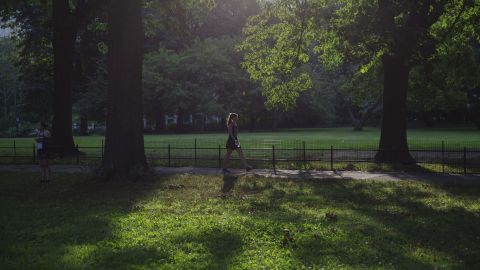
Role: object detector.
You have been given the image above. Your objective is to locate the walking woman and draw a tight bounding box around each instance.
[222,113,251,173]
[36,121,51,183]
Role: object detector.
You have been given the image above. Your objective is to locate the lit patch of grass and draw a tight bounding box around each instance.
[1,172,480,269]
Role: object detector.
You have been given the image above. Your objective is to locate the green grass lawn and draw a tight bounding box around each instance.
[1,172,480,269]
[1,128,478,173]
[1,127,480,149]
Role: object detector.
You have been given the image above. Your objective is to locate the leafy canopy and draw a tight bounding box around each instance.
[240,0,480,110]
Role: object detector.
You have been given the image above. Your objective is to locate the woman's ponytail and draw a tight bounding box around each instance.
[226,113,238,126]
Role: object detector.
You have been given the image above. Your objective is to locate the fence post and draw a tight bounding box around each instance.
[218,145,221,168]
[302,141,306,168]
[32,143,36,163]
[441,141,445,173]
[13,139,16,163]
[168,144,171,167]
[463,146,467,175]
[330,145,334,171]
[76,144,80,164]
[194,138,197,167]
[272,145,276,174]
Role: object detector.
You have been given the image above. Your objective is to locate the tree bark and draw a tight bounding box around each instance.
[104,0,147,180]
[51,0,77,154]
[375,55,415,164]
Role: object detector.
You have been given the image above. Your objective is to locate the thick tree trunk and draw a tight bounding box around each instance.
[375,55,415,164]
[79,113,88,136]
[51,0,77,154]
[104,0,147,180]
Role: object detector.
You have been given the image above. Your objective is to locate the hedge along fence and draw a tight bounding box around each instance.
[0,139,479,174]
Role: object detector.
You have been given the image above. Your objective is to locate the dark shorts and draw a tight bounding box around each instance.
[37,150,48,161]
[226,137,240,150]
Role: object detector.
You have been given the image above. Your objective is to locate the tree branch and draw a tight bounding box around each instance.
[435,0,470,45]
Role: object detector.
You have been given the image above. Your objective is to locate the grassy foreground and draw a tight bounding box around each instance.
[1,173,480,269]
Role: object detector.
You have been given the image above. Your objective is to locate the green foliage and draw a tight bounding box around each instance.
[240,0,480,114]
[0,38,20,119]
[239,0,315,111]
[144,36,259,126]
[144,0,215,48]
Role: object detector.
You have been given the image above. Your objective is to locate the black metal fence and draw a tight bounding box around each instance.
[1,139,479,174]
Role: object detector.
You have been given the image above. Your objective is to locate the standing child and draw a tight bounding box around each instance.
[222,113,252,173]
[36,121,51,183]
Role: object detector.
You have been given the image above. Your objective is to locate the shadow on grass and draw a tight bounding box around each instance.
[222,174,239,194]
[0,172,172,268]
[173,228,243,270]
[232,178,480,269]
[2,172,479,269]
[321,181,480,268]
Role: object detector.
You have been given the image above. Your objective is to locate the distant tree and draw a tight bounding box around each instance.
[196,0,260,38]
[103,0,147,180]
[2,0,106,151]
[1,1,53,122]
[0,38,21,134]
[338,62,383,131]
[72,15,109,135]
[144,36,265,132]
[144,0,215,52]
[51,0,105,152]
[143,47,182,132]
[409,39,480,126]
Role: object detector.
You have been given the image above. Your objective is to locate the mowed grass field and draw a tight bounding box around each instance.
[1,173,480,269]
[1,128,480,149]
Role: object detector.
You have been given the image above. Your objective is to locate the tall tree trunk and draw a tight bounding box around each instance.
[375,55,415,164]
[51,0,76,154]
[104,0,147,180]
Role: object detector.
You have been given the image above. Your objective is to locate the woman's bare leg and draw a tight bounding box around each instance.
[39,161,46,181]
[45,160,51,181]
[236,148,248,169]
[223,149,234,169]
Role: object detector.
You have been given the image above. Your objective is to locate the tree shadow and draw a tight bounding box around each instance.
[229,177,480,268]
[303,180,480,268]
[172,228,244,270]
[85,245,171,269]
[222,174,239,194]
[0,172,174,268]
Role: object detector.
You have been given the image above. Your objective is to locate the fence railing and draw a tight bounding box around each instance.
[0,139,479,174]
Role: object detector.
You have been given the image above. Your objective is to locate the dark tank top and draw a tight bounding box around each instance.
[229,124,238,139]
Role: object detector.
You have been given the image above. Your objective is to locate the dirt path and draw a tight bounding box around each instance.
[1,165,479,185]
